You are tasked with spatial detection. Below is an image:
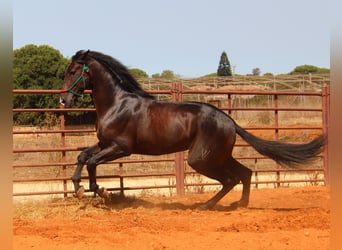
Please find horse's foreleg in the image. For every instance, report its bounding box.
[86,144,129,202]
[71,144,101,199]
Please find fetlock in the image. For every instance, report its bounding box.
[90,183,99,192]
[71,177,81,193]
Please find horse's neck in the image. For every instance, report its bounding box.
[92,79,123,117]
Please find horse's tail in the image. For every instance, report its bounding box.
[234,122,326,167]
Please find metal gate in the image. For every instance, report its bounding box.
[13,83,330,199]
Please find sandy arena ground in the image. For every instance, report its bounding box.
[13,186,330,250]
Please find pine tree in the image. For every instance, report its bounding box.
[217,51,232,76]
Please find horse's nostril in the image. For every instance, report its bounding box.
[60,97,66,106]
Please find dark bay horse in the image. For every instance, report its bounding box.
[60,50,326,209]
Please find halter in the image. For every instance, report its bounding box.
[60,64,89,98]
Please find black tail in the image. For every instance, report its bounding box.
[234,122,326,167]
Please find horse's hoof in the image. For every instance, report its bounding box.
[196,203,213,210]
[196,204,208,210]
[76,186,85,200]
[238,202,249,208]
[231,200,248,209]
[99,187,111,204]
[237,199,249,208]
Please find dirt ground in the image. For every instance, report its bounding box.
[13,186,330,250]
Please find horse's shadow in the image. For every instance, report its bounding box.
[77,193,243,212]
[77,193,303,212]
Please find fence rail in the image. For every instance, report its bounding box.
[13,83,330,199]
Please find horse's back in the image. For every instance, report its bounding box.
[132,101,235,156]
[148,101,236,140]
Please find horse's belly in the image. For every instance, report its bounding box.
[133,136,191,155]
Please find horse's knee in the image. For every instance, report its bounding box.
[71,175,80,183]
[86,159,96,172]
[77,152,89,164]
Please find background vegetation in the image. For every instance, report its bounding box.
[13,44,330,126]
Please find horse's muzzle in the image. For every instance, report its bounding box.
[59,97,66,106]
[59,94,74,108]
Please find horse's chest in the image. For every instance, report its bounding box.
[96,119,133,144]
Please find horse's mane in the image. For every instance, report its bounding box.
[72,50,155,99]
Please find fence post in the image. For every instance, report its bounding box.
[274,94,281,188]
[322,86,330,184]
[175,151,185,195]
[227,93,232,115]
[119,163,125,196]
[59,103,68,197]
[174,82,185,195]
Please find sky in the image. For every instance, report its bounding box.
[13,0,330,78]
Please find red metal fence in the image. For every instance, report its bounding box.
[13,83,330,199]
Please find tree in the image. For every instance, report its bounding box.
[129,68,149,78]
[151,70,176,79]
[290,64,330,75]
[13,44,71,126]
[14,44,69,90]
[13,44,96,126]
[217,51,232,76]
[151,73,161,78]
[252,68,261,76]
[160,70,175,79]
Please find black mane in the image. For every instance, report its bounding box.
[72,50,155,99]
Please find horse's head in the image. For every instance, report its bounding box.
[60,50,91,108]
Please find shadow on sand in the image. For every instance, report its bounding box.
[74,193,306,213]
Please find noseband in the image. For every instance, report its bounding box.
[60,64,89,98]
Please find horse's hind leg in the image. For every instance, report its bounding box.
[229,158,252,207]
[71,144,101,199]
[208,158,252,208]
[188,159,239,209]
[200,172,240,210]
[190,157,252,210]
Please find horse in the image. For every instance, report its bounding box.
[60,50,326,209]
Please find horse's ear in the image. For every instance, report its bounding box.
[75,50,90,64]
[80,50,90,60]
[84,49,90,58]
[73,49,90,61]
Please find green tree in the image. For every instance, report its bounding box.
[14,44,69,89]
[151,70,176,79]
[290,64,330,75]
[129,68,149,79]
[217,51,232,76]
[252,68,261,76]
[160,70,175,79]
[151,73,161,78]
[14,44,99,126]
[13,44,70,126]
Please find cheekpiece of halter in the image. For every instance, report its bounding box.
[82,64,89,74]
[62,64,89,98]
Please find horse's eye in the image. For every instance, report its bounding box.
[70,71,76,76]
